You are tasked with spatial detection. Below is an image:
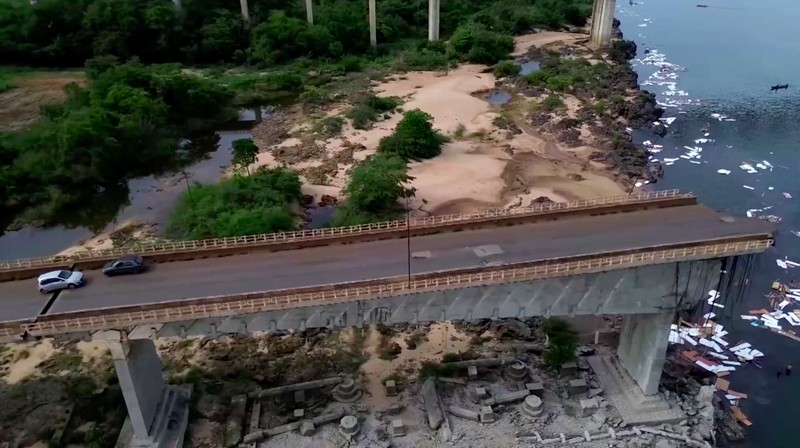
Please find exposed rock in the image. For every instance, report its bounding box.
[318,194,338,207]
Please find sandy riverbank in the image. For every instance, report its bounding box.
[249,31,626,217]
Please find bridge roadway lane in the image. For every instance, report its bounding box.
[0,205,774,322]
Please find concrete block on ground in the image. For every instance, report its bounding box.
[507,361,527,380]
[339,415,359,437]
[447,406,480,421]
[293,409,305,419]
[467,365,478,378]
[391,419,406,437]
[561,361,578,378]
[474,387,489,401]
[580,398,599,417]
[421,379,444,429]
[525,382,544,397]
[479,406,495,423]
[332,377,361,403]
[299,421,315,437]
[225,394,247,448]
[521,395,543,418]
[493,389,530,405]
[388,403,402,415]
[248,400,261,433]
[384,379,398,397]
[294,390,305,404]
[568,378,588,396]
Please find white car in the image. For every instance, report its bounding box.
[37,270,85,294]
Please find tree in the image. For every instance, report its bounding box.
[378,109,443,161]
[342,152,413,213]
[231,138,259,175]
[542,318,579,368]
[448,23,515,65]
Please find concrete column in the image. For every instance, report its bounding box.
[172,0,181,10]
[428,0,440,41]
[616,311,673,395]
[240,0,250,23]
[589,0,617,48]
[368,0,377,49]
[108,338,166,440]
[305,0,314,24]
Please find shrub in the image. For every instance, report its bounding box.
[448,23,515,65]
[378,109,443,160]
[493,60,521,77]
[346,95,401,129]
[542,318,579,368]
[313,116,346,137]
[541,94,565,111]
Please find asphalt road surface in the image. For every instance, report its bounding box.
[0,205,774,322]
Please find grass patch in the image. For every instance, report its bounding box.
[312,116,346,137]
[346,95,402,129]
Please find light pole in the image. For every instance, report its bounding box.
[404,193,411,289]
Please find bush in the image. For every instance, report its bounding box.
[449,23,515,65]
[313,116,346,137]
[378,109,443,160]
[346,95,401,129]
[609,39,638,64]
[340,152,412,214]
[542,318,579,368]
[493,60,521,77]
[167,167,302,239]
[541,94,565,111]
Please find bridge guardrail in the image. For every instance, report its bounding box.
[0,189,685,275]
[9,236,768,340]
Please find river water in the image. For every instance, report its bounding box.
[620,1,800,446]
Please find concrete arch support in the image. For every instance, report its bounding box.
[590,0,617,48]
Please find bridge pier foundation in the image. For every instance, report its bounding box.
[617,310,673,395]
[428,0,440,41]
[589,0,617,48]
[96,333,191,448]
[369,0,377,48]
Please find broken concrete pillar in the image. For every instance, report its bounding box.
[525,382,544,398]
[294,390,306,404]
[249,400,261,433]
[617,310,674,395]
[474,387,489,401]
[479,406,496,423]
[421,379,444,429]
[467,365,478,378]
[521,395,543,417]
[444,357,514,369]
[580,398,599,417]
[560,361,578,378]
[299,420,315,436]
[447,406,480,421]
[225,394,247,447]
[507,361,528,380]
[384,379,398,396]
[332,377,361,402]
[248,377,342,399]
[391,419,406,437]
[339,415,360,437]
[243,409,343,444]
[484,389,529,406]
[568,379,588,396]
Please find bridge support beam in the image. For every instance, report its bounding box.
[617,310,673,395]
[305,0,314,24]
[97,333,191,448]
[589,0,617,48]
[368,0,377,48]
[428,0,440,41]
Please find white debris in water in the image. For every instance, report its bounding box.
[717,169,731,175]
[739,163,758,173]
[743,185,755,190]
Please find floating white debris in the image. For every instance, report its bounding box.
[703,312,716,319]
[777,259,788,269]
[717,169,731,175]
[660,117,677,125]
[768,187,774,191]
[739,163,758,173]
[742,185,755,190]
[740,315,758,321]
[784,192,793,199]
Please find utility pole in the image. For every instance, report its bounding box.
[404,194,412,288]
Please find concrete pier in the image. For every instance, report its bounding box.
[369,0,377,48]
[240,0,250,23]
[428,0,440,41]
[97,332,190,448]
[305,0,314,24]
[617,310,673,395]
[590,0,617,48]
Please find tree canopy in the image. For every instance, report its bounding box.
[378,109,443,160]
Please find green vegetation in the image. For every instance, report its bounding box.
[449,23,515,65]
[313,116,346,137]
[542,318,579,368]
[0,59,233,229]
[541,93,566,111]
[494,60,522,77]
[0,70,12,93]
[167,167,302,239]
[231,138,259,174]
[378,109,444,160]
[346,95,402,130]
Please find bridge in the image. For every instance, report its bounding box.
[172,0,619,48]
[0,190,775,447]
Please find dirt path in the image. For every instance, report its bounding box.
[0,71,85,131]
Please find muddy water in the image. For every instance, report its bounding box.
[0,110,263,260]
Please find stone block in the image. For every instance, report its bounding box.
[391,419,405,437]
[388,403,402,415]
[479,406,495,423]
[525,382,544,398]
[467,365,478,378]
[300,421,315,437]
[521,395,543,418]
[339,415,359,437]
[384,380,398,397]
[294,390,306,403]
[333,377,362,403]
[580,398,599,417]
[568,378,588,397]
[474,387,489,401]
[507,361,527,380]
[293,409,305,419]
[561,361,578,378]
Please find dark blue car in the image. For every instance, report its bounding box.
[102,255,147,276]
